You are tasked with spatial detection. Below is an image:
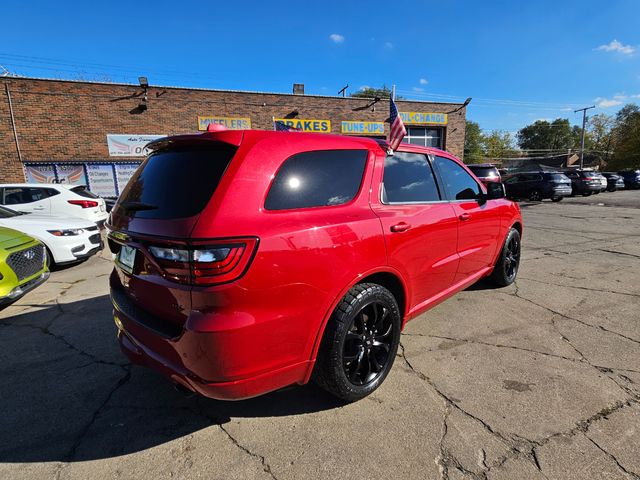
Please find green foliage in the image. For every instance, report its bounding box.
[464,121,485,163]
[463,121,515,163]
[608,104,640,170]
[516,118,581,151]
[350,85,402,99]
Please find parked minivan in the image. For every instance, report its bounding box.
[108,130,522,402]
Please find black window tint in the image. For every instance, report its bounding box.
[42,188,60,198]
[2,188,47,204]
[265,150,367,210]
[382,152,440,203]
[434,156,481,201]
[114,144,236,219]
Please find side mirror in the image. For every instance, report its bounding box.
[486,182,505,200]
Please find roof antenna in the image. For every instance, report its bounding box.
[338,84,349,97]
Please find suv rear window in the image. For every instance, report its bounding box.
[265,150,367,210]
[114,144,236,219]
[548,174,569,182]
[71,186,99,199]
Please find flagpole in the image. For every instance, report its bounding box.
[391,84,396,101]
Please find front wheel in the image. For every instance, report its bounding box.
[313,283,401,402]
[489,228,521,287]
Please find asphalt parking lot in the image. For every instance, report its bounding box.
[1,190,639,480]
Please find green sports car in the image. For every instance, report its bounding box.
[0,226,49,306]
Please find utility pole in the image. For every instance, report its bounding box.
[575,105,595,169]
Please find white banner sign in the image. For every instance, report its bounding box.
[86,164,117,197]
[115,164,140,193]
[107,134,165,157]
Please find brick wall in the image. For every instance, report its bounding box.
[0,78,466,183]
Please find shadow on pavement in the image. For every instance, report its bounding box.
[0,296,343,463]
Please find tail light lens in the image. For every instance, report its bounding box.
[68,200,99,208]
[147,238,258,285]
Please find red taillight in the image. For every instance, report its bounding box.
[68,199,99,208]
[146,238,258,286]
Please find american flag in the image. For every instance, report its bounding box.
[388,97,407,151]
[274,120,300,132]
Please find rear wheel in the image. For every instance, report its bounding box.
[551,196,563,202]
[582,191,592,197]
[528,190,542,201]
[490,228,521,287]
[313,283,401,402]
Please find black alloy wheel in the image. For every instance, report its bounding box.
[490,227,521,287]
[342,301,393,386]
[528,190,542,202]
[503,233,521,282]
[313,283,401,402]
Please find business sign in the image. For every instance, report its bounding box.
[24,164,56,183]
[115,164,140,192]
[198,116,251,131]
[107,134,165,157]
[341,121,385,136]
[273,118,331,133]
[400,112,448,125]
[86,164,117,197]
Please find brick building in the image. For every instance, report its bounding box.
[1,77,467,196]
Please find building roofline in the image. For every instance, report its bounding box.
[2,75,466,106]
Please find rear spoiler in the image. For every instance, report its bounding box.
[146,130,244,152]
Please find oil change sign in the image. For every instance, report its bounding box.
[399,112,448,125]
[273,118,331,133]
[198,116,251,130]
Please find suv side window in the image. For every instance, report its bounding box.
[433,156,481,201]
[265,150,368,211]
[382,152,440,203]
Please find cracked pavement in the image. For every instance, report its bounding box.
[1,191,639,479]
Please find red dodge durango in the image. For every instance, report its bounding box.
[108,129,522,402]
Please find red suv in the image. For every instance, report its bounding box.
[108,130,522,402]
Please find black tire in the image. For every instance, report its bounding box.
[528,190,542,202]
[45,247,54,270]
[551,196,563,202]
[582,191,592,197]
[489,228,521,287]
[313,283,401,402]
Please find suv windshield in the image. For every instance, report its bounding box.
[468,166,499,177]
[0,206,21,218]
[114,144,237,219]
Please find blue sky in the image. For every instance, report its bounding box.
[2,0,639,134]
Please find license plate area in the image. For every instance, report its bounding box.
[118,245,136,274]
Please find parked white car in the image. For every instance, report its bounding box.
[0,206,103,266]
[0,184,108,226]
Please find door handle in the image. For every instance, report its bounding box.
[33,206,45,210]
[459,213,471,221]
[390,222,411,233]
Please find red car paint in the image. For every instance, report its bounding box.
[108,130,522,400]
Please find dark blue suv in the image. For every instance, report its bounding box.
[503,172,572,202]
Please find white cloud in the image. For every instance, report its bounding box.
[329,33,345,44]
[595,96,623,108]
[596,39,635,55]
[384,42,393,50]
[412,87,425,92]
[419,78,428,85]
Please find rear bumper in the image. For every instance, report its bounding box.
[116,325,311,400]
[110,283,313,400]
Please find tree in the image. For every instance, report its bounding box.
[483,130,516,160]
[464,121,485,163]
[587,113,614,167]
[350,85,402,99]
[608,104,640,170]
[516,118,581,151]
